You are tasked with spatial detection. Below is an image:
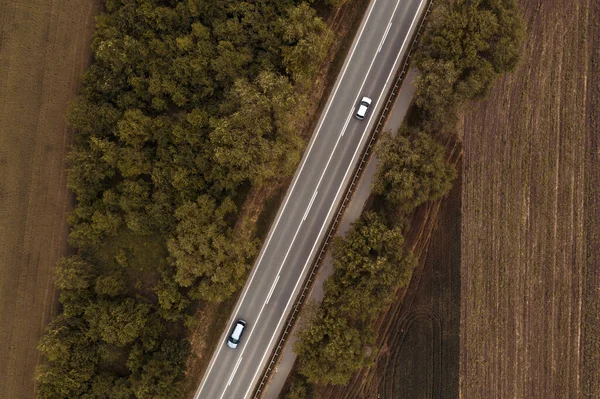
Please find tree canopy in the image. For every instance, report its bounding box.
[39,0,335,397]
[373,126,457,211]
[414,0,525,130]
[295,212,416,385]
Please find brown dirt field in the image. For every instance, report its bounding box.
[0,1,101,397]
[315,138,463,399]
[460,0,599,397]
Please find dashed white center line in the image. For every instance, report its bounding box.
[265,275,280,305]
[226,357,243,388]
[303,190,318,221]
[378,22,392,53]
[340,108,354,137]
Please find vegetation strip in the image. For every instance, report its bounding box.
[36,1,340,398]
[285,0,524,396]
[252,3,436,396]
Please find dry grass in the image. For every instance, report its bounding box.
[0,0,101,397]
[460,0,598,397]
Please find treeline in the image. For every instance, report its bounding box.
[288,0,523,392]
[294,212,416,385]
[37,0,336,397]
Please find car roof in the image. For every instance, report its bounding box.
[231,320,245,339]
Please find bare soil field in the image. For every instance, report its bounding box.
[0,1,101,397]
[460,0,599,397]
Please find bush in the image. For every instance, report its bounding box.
[373,127,456,212]
[295,213,415,385]
[414,0,525,130]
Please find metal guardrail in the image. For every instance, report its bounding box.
[252,2,434,397]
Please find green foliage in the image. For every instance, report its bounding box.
[414,0,525,130]
[309,0,350,7]
[295,310,368,385]
[85,298,151,347]
[66,141,116,205]
[281,3,334,85]
[37,316,99,398]
[94,269,127,297]
[55,255,95,292]
[283,374,310,399]
[210,72,305,189]
[153,273,190,321]
[326,212,415,320]
[167,195,259,302]
[295,213,416,385]
[86,373,133,399]
[67,201,123,249]
[44,0,335,396]
[373,127,457,212]
[130,340,190,399]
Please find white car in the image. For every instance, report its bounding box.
[227,319,247,349]
[355,96,372,120]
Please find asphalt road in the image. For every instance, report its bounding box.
[193,1,428,398]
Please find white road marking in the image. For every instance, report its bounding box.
[377,22,392,53]
[243,0,428,397]
[193,3,382,396]
[196,0,428,397]
[303,190,318,221]
[223,212,307,397]
[265,275,280,305]
[226,357,243,388]
[340,108,355,137]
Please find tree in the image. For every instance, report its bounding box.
[280,3,333,85]
[413,0,525,130]
[44,0,339,394]
[295,212,415,385]
[294,310,369,385]
[326,212,415,321]
[167,195,258,302]
[85,298,151,347]
[37,316,99,399]
[116,109,153,147]
[68,201,122,249]
[66,143,116,204]
[55,255,95,292]
[129,340,190,399]
[373,127,456,211]
[209,72,305,189]
[86,373,133,399]
[153,273,189,321]
[94,269,127,297]
[118,179,154,234]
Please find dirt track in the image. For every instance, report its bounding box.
[460,0,599,397]
[0,1,100,397]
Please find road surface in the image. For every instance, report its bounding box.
[194,0,428,398]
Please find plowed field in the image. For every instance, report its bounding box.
[460,0,599,397]
[0,1,101,397]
